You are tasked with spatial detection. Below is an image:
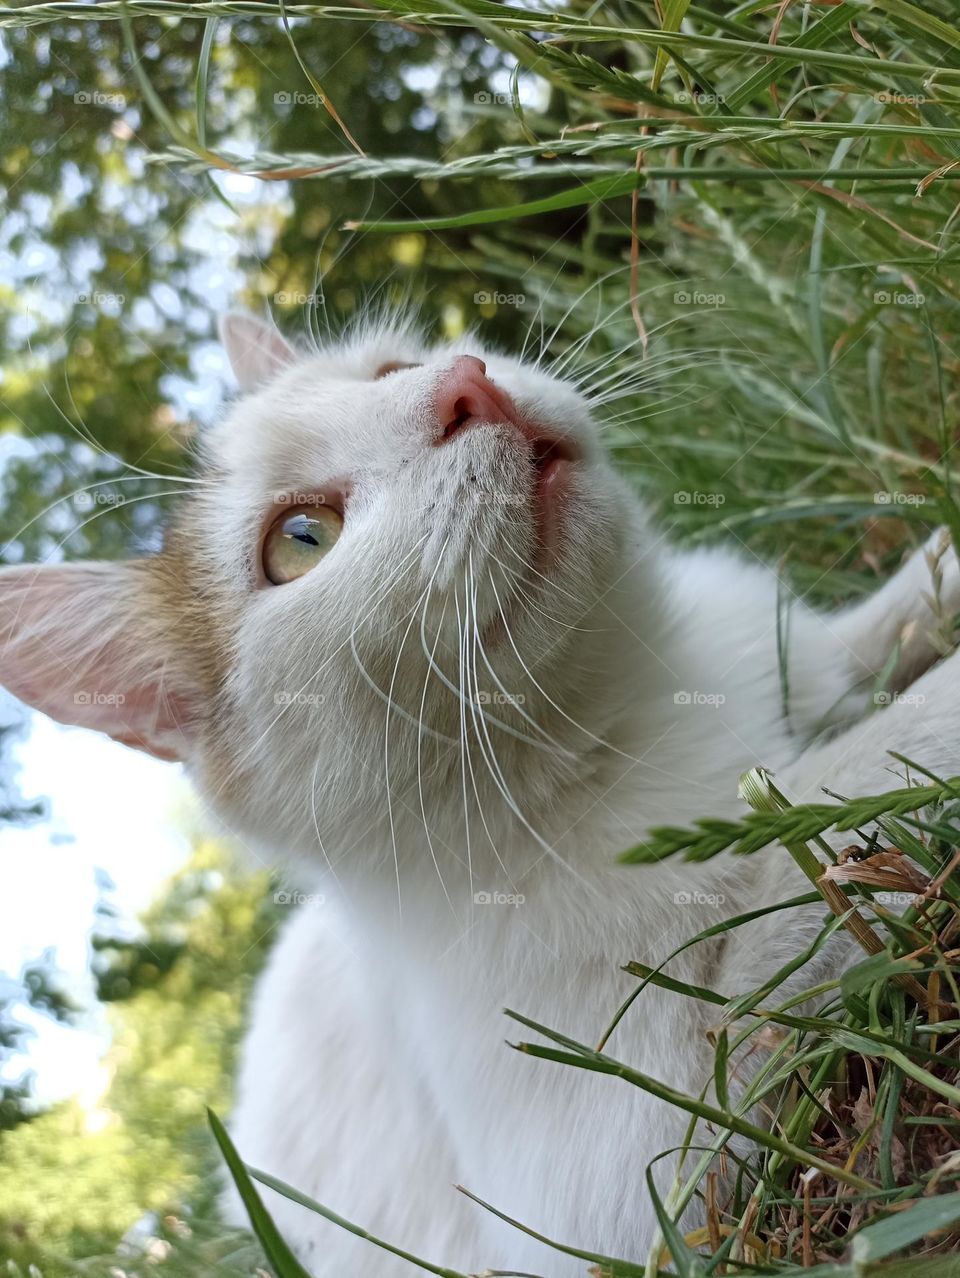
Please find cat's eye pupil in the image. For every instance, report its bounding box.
[285,514,319,545]
[263,505,343,585]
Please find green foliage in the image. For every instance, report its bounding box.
[624,775,960,865]
[3,0,960,1274]
[0,841,274,1267]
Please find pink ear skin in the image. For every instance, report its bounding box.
[218,312,298,394]
[0,561,199,763]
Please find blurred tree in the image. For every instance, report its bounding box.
[0,9,618,1267]
[0,839,275,1265]
[0,13,598,564]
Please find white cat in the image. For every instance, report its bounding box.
[2,312,958,1274]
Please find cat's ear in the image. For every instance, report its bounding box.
[0,561,200,762]
[219,311,297,392]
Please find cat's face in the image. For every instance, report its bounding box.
[0,315,646,863]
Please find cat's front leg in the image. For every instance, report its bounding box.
[786,529,960,740]
[223,906,493,1274]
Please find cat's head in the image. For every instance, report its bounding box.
[0,314,651,860]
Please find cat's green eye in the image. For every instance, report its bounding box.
[263,506,343,585]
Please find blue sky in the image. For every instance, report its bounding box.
[0,709,190,1110]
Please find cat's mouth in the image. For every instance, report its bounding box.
[525,430,578,561]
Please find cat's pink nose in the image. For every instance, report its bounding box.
[434,355,520,441]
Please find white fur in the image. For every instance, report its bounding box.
[208,321,960,1273]
[4,314,959,1274]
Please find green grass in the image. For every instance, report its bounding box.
[4,0,960,1273]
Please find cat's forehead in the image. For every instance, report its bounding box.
[202,327,585,489]
[203,329,444,479]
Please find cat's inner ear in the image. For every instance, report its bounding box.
[0,561,200,763]
[219,311,297,393]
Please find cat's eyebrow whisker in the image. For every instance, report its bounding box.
[38,487,196,566]
[586,356,730,406]
[44,381,200,486]
[562,320,717,390]
[538,263,635,374]
[550,291,691,385]
[599,385,721,429]
[550,287,610,380]
[3,476,198,555]
[576,346,713,399]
